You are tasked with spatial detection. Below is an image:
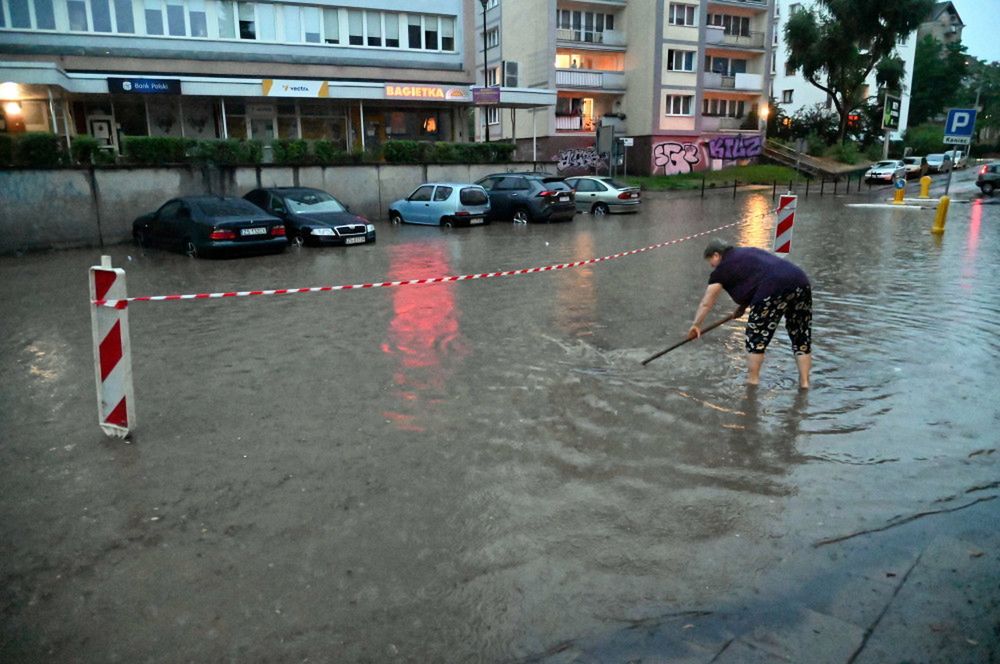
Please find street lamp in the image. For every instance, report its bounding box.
[480,0,490,143]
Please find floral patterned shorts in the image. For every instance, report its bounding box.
[745,286,812,355]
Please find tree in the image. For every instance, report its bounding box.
[784,0,933,144]
[956,57,1000,137]
[908,35,968,126]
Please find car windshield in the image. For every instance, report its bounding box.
[285,190,345,213]
[927,154,943,160]
[600,179,631,189]
[904,158,918,164]
[195,199,262,217]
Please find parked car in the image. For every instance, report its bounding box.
[976,162,999,195]
[475,172,576,223]
[132,196,286,258]
[864,159,906,184]
[244,187,374,246]
[943,149,968,169]
[902,155,928,179]
[925,153,952,174]
[388,183,491,227]
[563,176,641,215]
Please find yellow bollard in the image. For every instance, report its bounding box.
[893,188,905,205]
[919,175,931,199]
[931,195,950,234]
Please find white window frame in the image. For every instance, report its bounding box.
[668,3,696,27]
[665,94,693,116]
[782,89,793,103]
[667,49,695,72]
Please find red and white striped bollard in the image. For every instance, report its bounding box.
[89,256,135,438]
[774,194,797,255]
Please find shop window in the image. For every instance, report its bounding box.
[217,0,235,38]
[384,12,398,47]
[322,7,338,43]
[166,0,185,36]
[282,4,300,42]
[421,114,438,135]
[68,0,90,31]
[113,98,148,137]
[441,16,454,50]
[303,6,319,42]
[366,10,381,46]
[347,9,362,45]
[113,0,133,32]
[407,14,420,48]
[9,0,30,28]
[424,16,437,50]
[237,2,254,39]
[188,0,206,36]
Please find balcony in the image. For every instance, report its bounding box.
[556,115,597,132]
[702,116,752,131]
[701,72,764,91]
[556,69,626,92]
[720,31,766,49]
[708,0,768,11]
[556,28,627,48]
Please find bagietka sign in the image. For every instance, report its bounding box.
[384,84,470,102]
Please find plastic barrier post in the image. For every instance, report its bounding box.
[919,175,932,199]
[931,195,950,235]
[89,255,135,438]
[774,194,796,255]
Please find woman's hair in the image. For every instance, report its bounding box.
[703,238,733,258]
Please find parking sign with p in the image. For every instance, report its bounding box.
[944,108,977,145]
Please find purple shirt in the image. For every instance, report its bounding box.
[709,247,810,306]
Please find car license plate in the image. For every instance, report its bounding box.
[240,227,266,236]
[559,195,570,202]
[470,218,484,225]
[345,236,366,245]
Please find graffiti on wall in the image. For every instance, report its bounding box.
[707,135,763,160]
[553,147,607,174]
[652,142,702,175]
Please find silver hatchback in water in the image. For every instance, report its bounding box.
[563,176,642,215]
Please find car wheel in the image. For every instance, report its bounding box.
[293,233,306,247]
[441,217,454,228]
[983,183,996,196]
[390,211,403,225]
[592,203,610,216]
[513,208,530,224]
[184,239,198,258]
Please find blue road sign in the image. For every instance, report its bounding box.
[894,178,906,190]
[944,108,977,143]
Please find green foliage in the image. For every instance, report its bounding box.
[956,56,1000,136]
[122,136,192,164]
[383,140,427,163]
[864,142,885,161]
[824,141,860,164]
[784,0,932,142]
[14,132,64,167]
[0,134,14,167]
[903,123,945,155]
[313,140,354,164]
[789,104,840,144]
[70,136,115,165]
[271,139,311,165]
[185,139,261,165]
[909,35,969,126]
[623,165,807,191]
[805,132,828,156]
[383,140,515,164]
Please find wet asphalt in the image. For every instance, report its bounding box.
[1,169,998,662]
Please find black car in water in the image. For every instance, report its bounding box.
[244,187,376,247]
[132,196,287,258]
[475,172,576,223]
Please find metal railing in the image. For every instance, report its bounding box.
[555,28,627,46]
[719,30,766,48]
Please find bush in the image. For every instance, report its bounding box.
[384,140,514,164]
[313,140,354,164]
[272,139,311,164]
[190,139,262,165]
[14,132,63,167]
[122,136,192,164]
[863,143,884,162]
[824,141,860,165]
[903,123,945,156]
[429,141,460,163]
[383,140,427,163]
[71,136,115,165]
[0,134,13,167]
[804,132,827,157]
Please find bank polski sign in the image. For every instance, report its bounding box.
[943,108,977,145]
[108,78,181,94]
[261,79,330,97]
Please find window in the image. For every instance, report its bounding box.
[144,0,162,34]
[665,94,693,115]
[782,89,793,103]
[432,186,453,202]
[384,12,398,47]
[668,3,696,26]
[255,2,273,40]
[486,27,499,48]
[217,0,235,38]
[460,188,488,206]
[707,13,750,36]
[785,62,794,76]
[702,98,745,117]
[68,0,89,29]
[188,0,206,35]
[486,106,500,125]
[237,1,254,39]
[496,176,527,190]
[323,7,338,43]
[485,0,497,8]
[36,0,56,28]
[789,3,801,14]
[486,66,499,87]
[504,61,518,87]
[424,15,437,49]
[166,0,185,36]
[303,6,319,42]
[10,0,30,27]
[407,14,420,48]
[410,185,434,202]
[441,15,453,50]
[366,10,380,46]
[347,9,362,44]
[667,49,695,72]
[282,4,300,42]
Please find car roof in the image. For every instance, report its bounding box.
[418,182,486,188]
[481,172,561,178]
[256,186,326,193]
[181,195,249,202]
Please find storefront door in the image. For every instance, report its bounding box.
[250,116,275,142]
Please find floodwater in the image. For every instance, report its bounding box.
[1,172,998,662]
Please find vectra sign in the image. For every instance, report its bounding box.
[384,84,470,102]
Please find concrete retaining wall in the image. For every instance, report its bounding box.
[0,162,548,254]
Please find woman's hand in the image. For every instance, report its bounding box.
[688,325,701,340]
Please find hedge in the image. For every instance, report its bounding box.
[13,133,64,167]
[0,134,13,167]
[192,139,263,165]
[71,136,116,165]
[271,139,311,165]
[383,140,515,164]
[122,136,192,165]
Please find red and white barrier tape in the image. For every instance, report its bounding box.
[93,221,752,309]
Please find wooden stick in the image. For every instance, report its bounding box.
[641,313,738,366]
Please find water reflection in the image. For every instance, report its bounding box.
[553,231,597,338]
[737,194,775,248]
[380,242,468,432]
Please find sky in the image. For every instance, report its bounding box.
[952,0,1000,62]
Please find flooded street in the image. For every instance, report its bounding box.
[2,176,999,662]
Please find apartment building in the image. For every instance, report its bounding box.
[0,0,552,152]
[476,0,774,176]
[769,0,922,140]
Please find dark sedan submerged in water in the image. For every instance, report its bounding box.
[132,196,287,258]
[244,187,376,247]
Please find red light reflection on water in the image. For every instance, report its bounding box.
[961,201,982,289]
[380,243,467,432]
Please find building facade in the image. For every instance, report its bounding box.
[916,1,963,46]
[0,0,552,153]
[476,0,774,176]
